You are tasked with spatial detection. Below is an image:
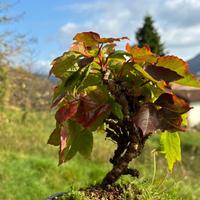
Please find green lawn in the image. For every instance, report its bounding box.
[0,106,199,199]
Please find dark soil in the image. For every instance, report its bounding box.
[80,184,142,200]
[47,184,142,200]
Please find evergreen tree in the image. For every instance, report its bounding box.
[136,15,165,55]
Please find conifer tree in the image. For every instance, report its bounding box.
[136,15,165,55]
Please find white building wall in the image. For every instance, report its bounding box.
[188,102,200,127]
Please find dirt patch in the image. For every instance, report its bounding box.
[47,184,142,200]
[80,184,142,200]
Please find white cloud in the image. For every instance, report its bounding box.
[33,60,51,74]
[59,0,200,60]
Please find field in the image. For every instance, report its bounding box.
[0,106,200,200]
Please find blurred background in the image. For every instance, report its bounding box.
[0,0,200,199]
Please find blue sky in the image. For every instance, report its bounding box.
[4,0,200,73]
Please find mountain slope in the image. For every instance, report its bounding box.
[188,54,200,75]
[6,67,53,110]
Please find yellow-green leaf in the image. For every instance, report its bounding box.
[160,131,181,172]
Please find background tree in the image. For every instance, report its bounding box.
[0,1,35,106]
[136,15,165,55]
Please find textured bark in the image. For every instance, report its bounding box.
[101,71,146,185]
[102,124,145,185]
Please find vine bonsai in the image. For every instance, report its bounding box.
[48,31,200,186]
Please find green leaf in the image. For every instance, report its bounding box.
[181,113,188,128]
[50,52,79,78]
[160,131,181,172]
[109,98,124,120]
[63,66,91,92]
[156,56,188,76]
[61,120,83,163]
[51,82,66,108]
[133,64,167,90]
[78,129,93,158]
[108,50,130,59]
[78,74,102,90]
[47,127,60,146]
[62,120,93,161]
[77,65,91,90]
[175,74,200,88]
[102,43,116,55]
[156,56,200,87]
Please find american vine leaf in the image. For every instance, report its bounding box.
[156,56,200,87]
[144,65,183,82]
[160,131,181,172]
[55,101,78,123]
[70,42,94,57]
[108,98,124,120]
[74,32,100,47]
[77,129,93,158]
[158,108,183,131]
[59,120,93,164]
[76,96,111,128]
[47,127,60,146]
[126,44,157,64]
[133,64,167,90]
[49,52,79,78]
[155,93,191,114]
[59,126,68,164]
[132,103,159,136]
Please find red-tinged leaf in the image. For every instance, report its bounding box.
[70,42,93,57]
[158,108,184,132]
[73,32,100,47]
[144,65,183,82]
[156,56,189,76]
[126,44,157,64]
[47,127,60,146]
[97,36,129,43]
[155,93,191,114]
[59,126,68,165]
[73,32,128,46]
[76,96,111,128]
[132,103,159,136]
[55,101,78,123]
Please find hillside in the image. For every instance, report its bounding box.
[188,54,200,75]
[5,67,54,110]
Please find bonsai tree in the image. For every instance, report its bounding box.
[48,32,200,186]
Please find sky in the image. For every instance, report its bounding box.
[4,0,200,74]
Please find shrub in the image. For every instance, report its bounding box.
[48,32,200,185]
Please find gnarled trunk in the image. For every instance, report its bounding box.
[102,122,146,186]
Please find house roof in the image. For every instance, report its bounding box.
[172,80,200,102]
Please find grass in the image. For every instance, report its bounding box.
[0,106,200,199]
